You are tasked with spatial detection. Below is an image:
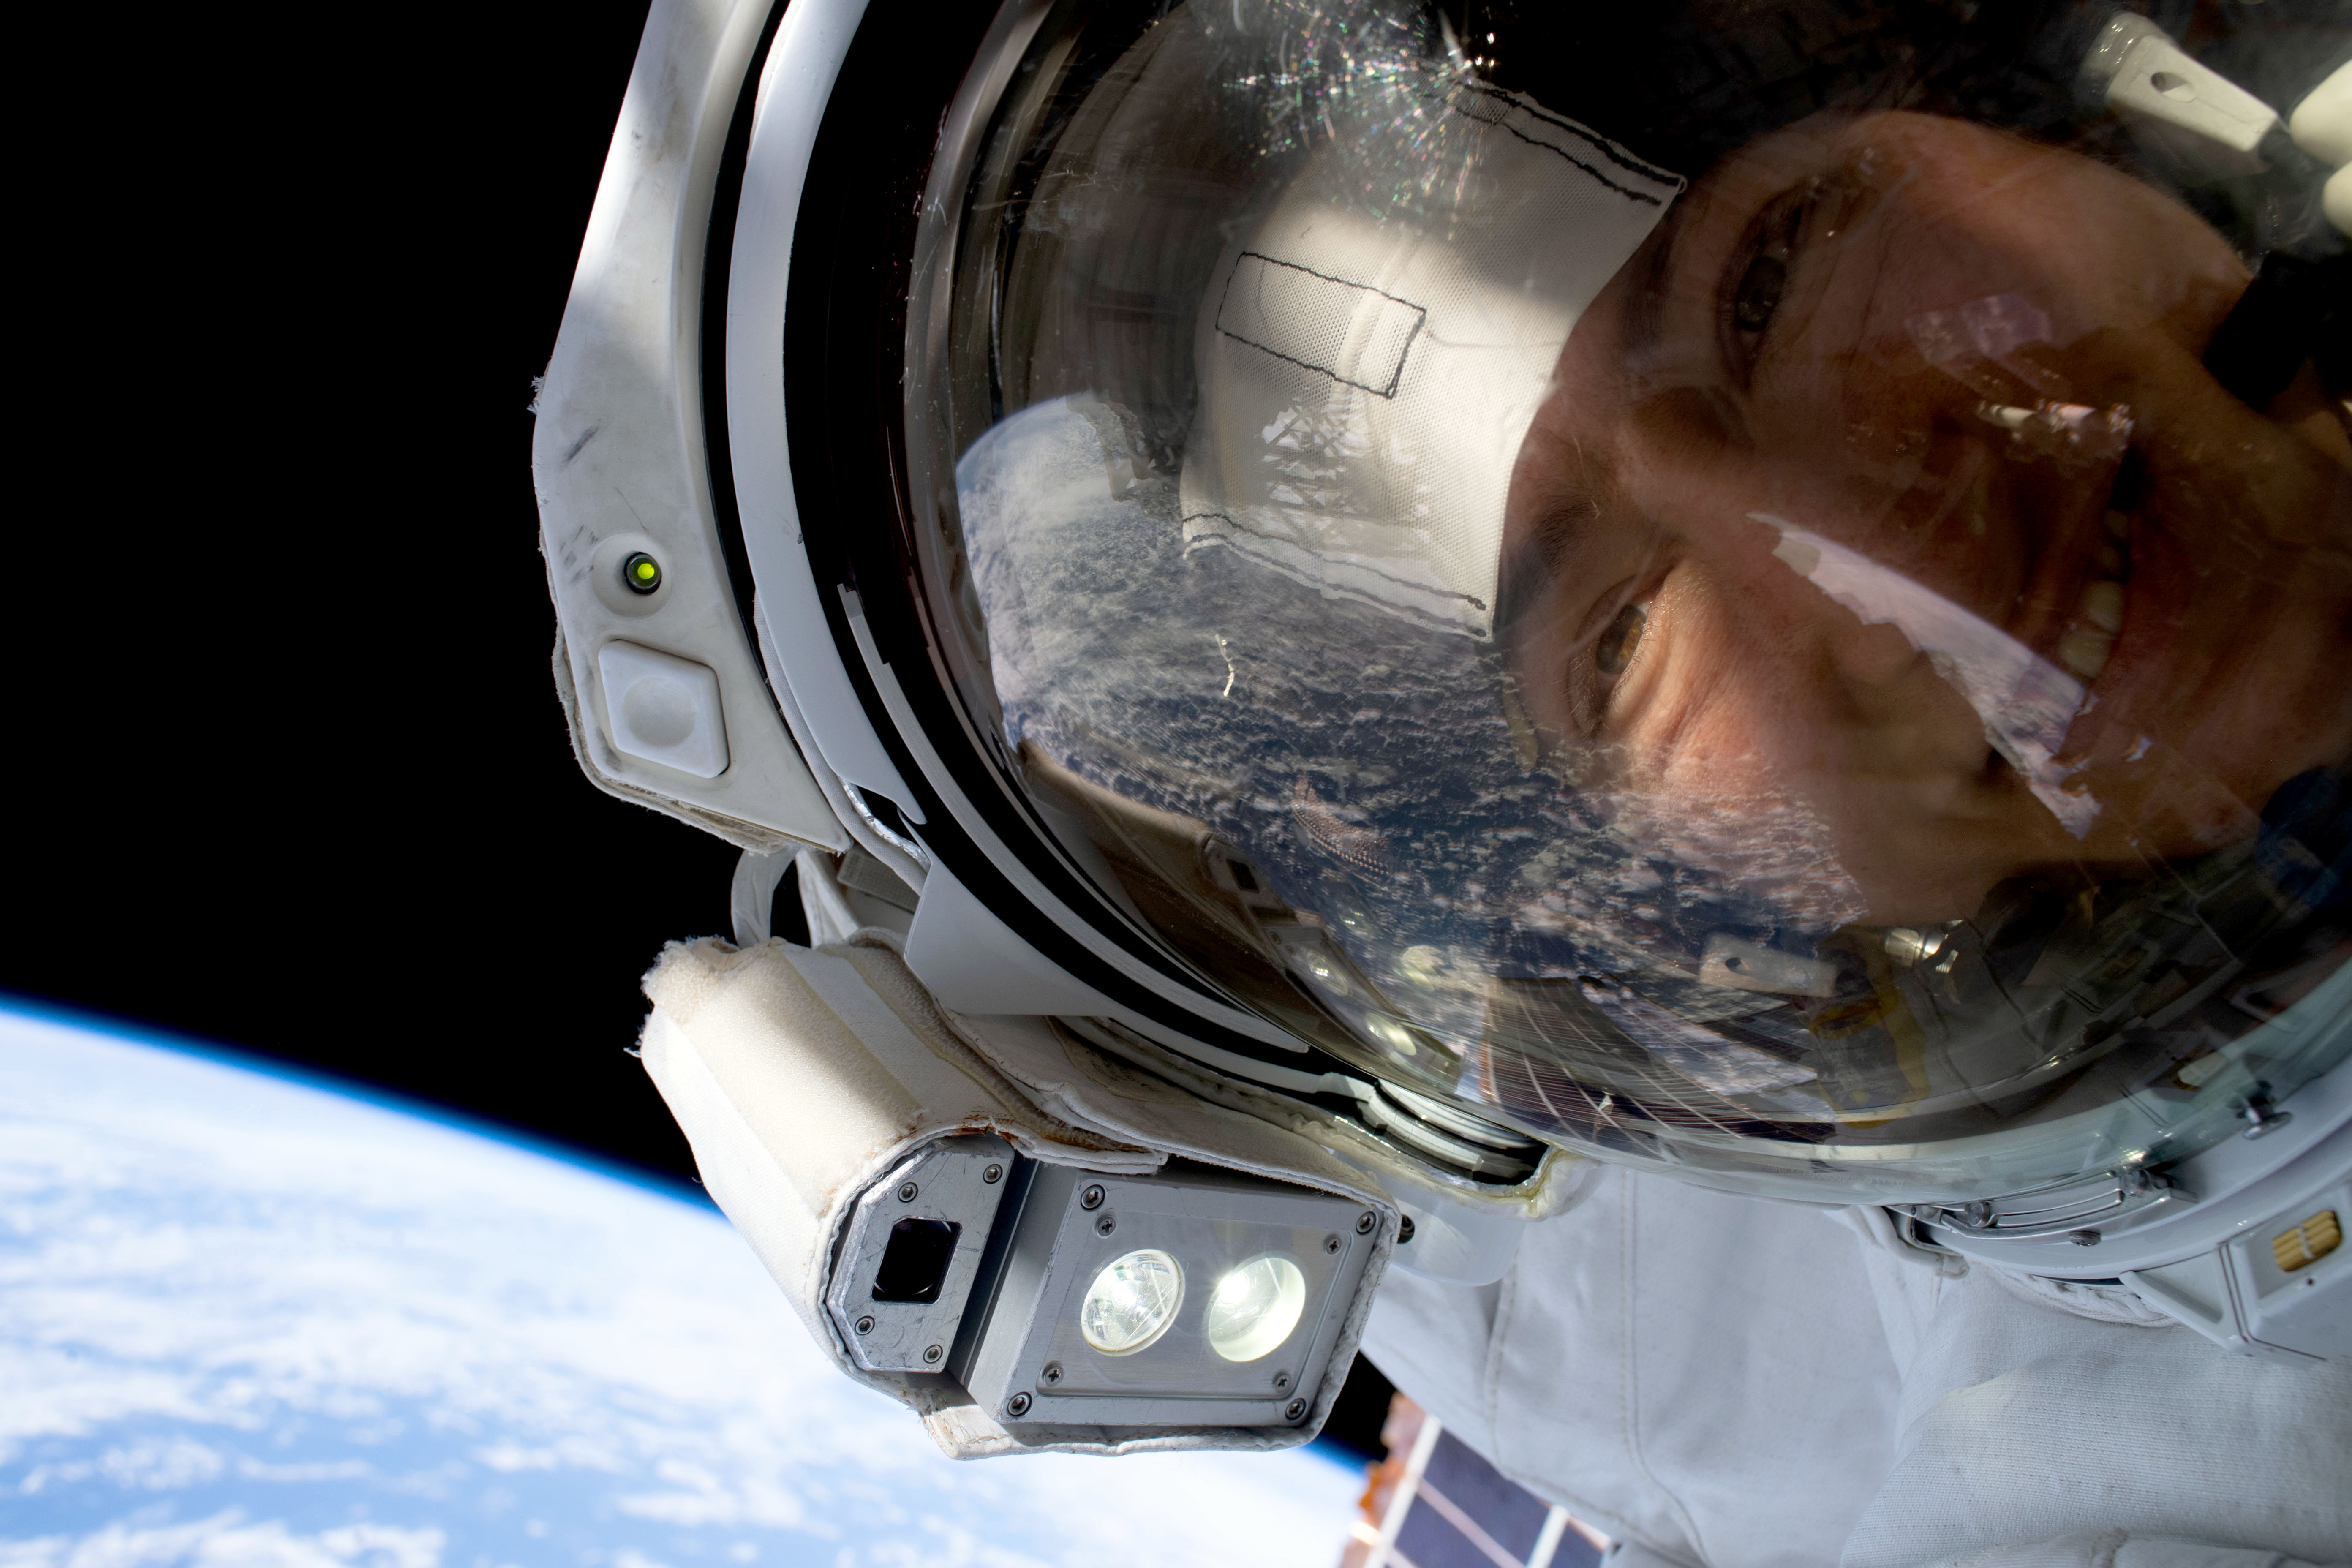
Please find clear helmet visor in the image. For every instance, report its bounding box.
[904,0,2352,1203]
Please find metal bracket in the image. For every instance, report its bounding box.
[1896,1165,2196,1244]
[825,1135,1016,1373]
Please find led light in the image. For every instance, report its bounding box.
[1080,1249,1184,1356]
[947,1156,1384,1430]
[1205,1254,1307,1363]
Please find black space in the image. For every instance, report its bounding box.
[13,0,1398,1465]
[14,0,714,1184]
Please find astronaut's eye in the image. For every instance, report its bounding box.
[1595,601,1647,678]
[1721,180,1815,376]
[1731,250,1786,336]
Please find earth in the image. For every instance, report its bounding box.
[0,1006,1361,1568]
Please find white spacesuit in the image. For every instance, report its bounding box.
[533,0,2352,1560]
[1370,1171,2352,1565]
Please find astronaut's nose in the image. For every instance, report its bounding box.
[1824,619,1997,785]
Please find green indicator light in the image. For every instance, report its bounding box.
[622,552,662,595]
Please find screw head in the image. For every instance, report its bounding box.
[621,552,662,595]
[1356,1211,1376,1235]
[1284,1398,1307,1422]
[1271,1371,1291,1392]
[983,1163,1004,1184]
[897,1181,920,1203]
[1396,1215,1416,1244]
[1323,1233,1343,1255]
[1095,1213,1117,1238]
[1080,1184,1106,1211]
[854,1315,875,1336]
[1043,1362,1064,1386]
[923,1343,944,1364]
[1007,1392,1032,1418]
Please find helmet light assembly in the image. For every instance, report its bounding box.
[825,1137,1378,1430]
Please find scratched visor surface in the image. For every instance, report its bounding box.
[900,0,2352,1201]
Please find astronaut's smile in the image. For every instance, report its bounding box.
[1504,109,2352,925]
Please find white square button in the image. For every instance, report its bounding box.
[597,640,730,779]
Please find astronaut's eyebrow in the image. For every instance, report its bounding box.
[1496,470,1612,643]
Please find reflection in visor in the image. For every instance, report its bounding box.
[916,0,2351,1204]
[1762,520,2098,839]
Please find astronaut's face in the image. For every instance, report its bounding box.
[1504,110,2352,926]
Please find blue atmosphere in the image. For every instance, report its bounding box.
[0,1006,1362,1568]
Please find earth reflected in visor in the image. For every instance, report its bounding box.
[917,0,2352,1203]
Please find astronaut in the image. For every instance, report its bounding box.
[534,0,2352,1561]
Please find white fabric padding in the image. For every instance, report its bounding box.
[1363,1163,2352,1568]
[1181,84,1681,638]
[637,934,1399,1459]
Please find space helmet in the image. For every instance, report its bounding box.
[536,0,2352,1445]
